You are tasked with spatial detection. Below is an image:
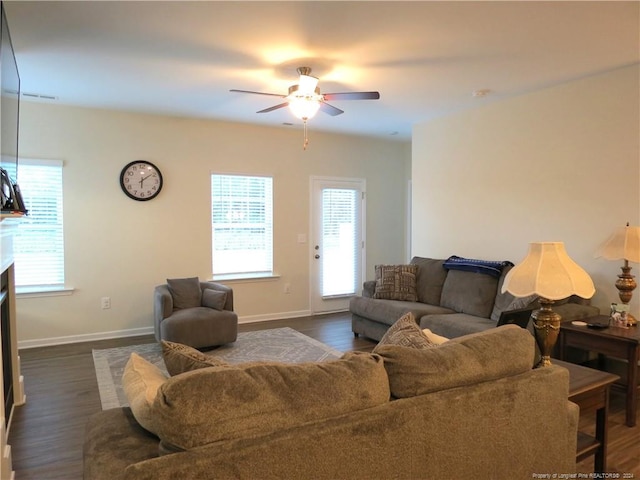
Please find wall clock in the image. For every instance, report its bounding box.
[119,160,163,201]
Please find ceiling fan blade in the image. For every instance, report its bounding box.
[257,102,289,114]
[322,92,380,101]
[230,89,286,98]
[319,102,344,116]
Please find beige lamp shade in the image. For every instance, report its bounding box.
[595,224,640,263]
[502,242,595,300]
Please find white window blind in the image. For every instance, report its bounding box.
[211,174,273,276]
[321,188,357,297]
[14,159,65,289]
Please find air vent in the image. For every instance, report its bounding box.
[22,92,58,101]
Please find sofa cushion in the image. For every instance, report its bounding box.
[373,264,418,302]
[349,296,455,327]
[122,353,168,435]
[161,340,229,376]
[419,313,497,339]
[440,270,499,318]
[166,277,202,309]
[152,352,390,450]
[201,288,227,310]
[410,257,448,305]
[373,312,435,352]
[374,325,534,398]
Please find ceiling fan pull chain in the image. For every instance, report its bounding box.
[303,119,309,150]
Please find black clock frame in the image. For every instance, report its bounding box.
[119,160,163,201]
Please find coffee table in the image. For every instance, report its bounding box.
[555,360,618,472]
[558,315,640,427]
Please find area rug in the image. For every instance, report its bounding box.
[92,327,343,410]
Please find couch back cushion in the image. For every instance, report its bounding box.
[152,352,390,450]
[374,325,534,398]
[490,265,539,322]
[440,270,499,318]
[409,257,448,305]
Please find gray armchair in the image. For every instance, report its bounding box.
[154,278,238,349]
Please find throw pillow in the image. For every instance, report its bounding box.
[373,264,418,302]
[201,288,227,310]
[421,328,449,345]
[122,352,168,435]
[373,312,435,353]
[166,277,202,309]
[161,340,229,376]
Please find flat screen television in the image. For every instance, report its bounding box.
[0,1,25,213]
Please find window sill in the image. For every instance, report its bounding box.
[212,273,280,283]
[17,286,75,298]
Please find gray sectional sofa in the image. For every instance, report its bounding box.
[83,326,578,479]
[350,256,599,341]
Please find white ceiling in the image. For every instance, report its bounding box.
[4,1,639,141]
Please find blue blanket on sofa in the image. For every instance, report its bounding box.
[443,256,513,278]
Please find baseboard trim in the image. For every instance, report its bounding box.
[18,326,155,349]
[17,310,316,349]
[238,310,312,324]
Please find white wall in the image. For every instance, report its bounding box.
[16,103,410,345]
[412,65,640,317]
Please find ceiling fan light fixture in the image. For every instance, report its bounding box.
[287,96,321,120]
[231,65,380,149]
[298,74,319,95]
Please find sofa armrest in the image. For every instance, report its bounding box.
[362,280,376,298]
[153,285,173,341]
[153,284,172,316]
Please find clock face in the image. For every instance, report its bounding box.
[120,161,163,201]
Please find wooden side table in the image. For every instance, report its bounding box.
[558,316,640,427]
[555,360,619,472]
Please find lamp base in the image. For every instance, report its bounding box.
[532,298,561,367]
[615,262,637,327]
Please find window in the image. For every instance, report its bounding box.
[14,159,65,291]
[211,174,273,278]
[320,188,358,297]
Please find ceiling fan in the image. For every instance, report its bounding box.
[230,67,380,149]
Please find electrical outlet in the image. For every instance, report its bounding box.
[101,297,111,309]
[284,283,291,294]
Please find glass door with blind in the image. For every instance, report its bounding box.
[310,177,365,313]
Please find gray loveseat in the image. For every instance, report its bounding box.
[83,326,578,479]
[351,256,599,341]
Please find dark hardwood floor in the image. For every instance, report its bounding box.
[7,312,639,479]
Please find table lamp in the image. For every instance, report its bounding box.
[501,242,595,367]
[595,222,640,326]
